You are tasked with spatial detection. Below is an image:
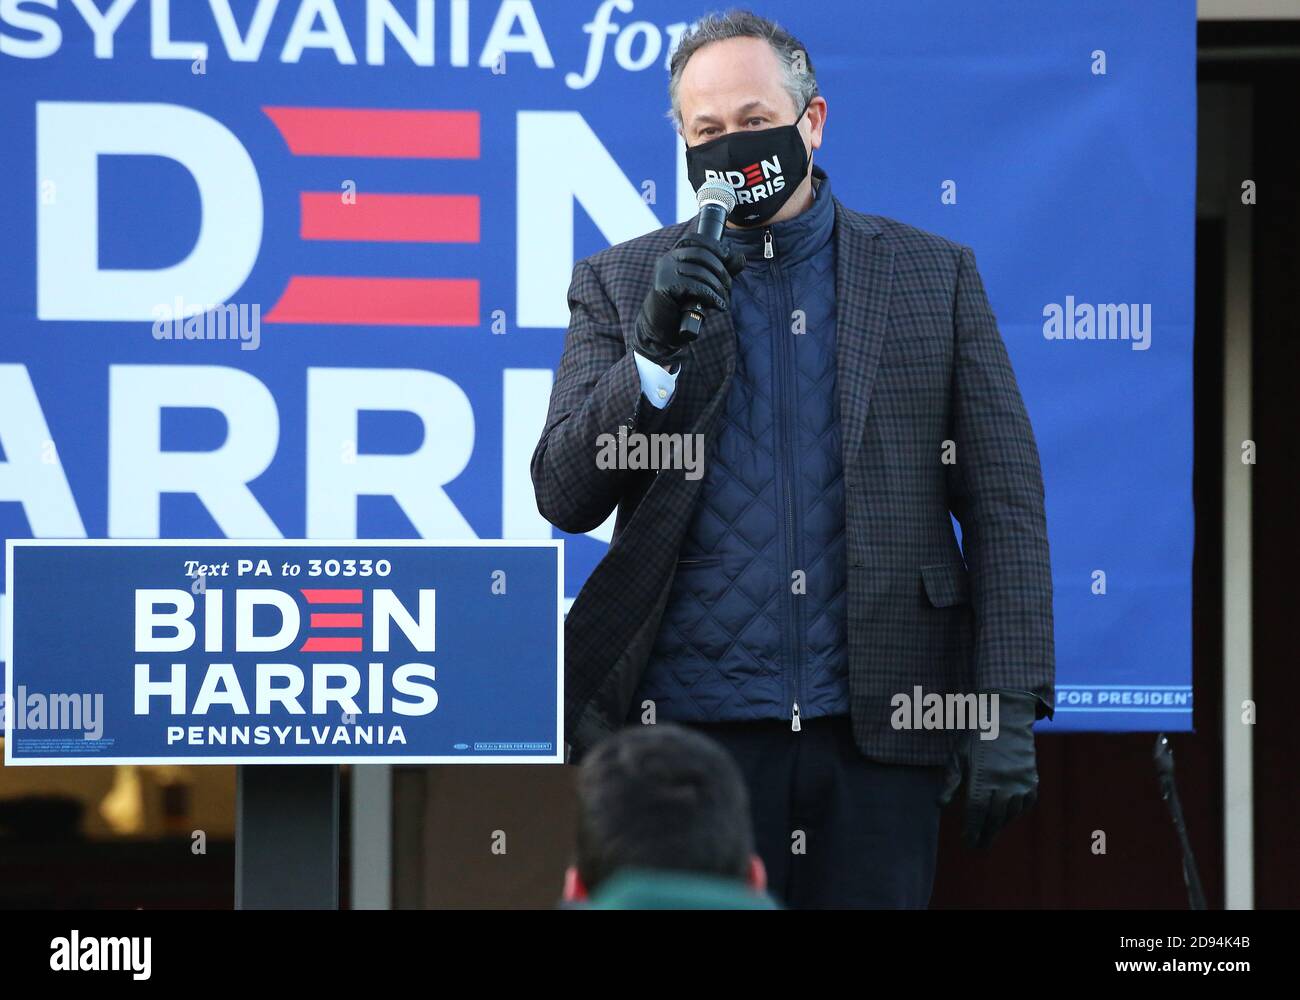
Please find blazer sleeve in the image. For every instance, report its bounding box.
[530,258,677,535]
[946,246,1055,717]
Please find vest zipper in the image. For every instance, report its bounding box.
[767,228,804,732]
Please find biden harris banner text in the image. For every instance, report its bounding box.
[0,1,1194,731]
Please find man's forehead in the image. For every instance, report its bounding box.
[678,37,790,102]
[687,98,783,125]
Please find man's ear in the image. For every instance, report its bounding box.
[747,854,768,893]
[807,96,827,152]
[562,864,588,902]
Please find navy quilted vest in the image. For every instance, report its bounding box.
[632,174,849,727]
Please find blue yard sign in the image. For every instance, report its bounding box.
[4,540,562,765]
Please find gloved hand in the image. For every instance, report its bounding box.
[938,689,1042,849]
[633,233,746,365]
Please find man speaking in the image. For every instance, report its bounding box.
[531,9,1054,908]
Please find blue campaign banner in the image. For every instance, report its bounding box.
[0,2,1194,732]
[4,540,562,764]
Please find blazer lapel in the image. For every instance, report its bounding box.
[833,201,893,460]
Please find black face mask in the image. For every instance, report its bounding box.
[685,97,813,226]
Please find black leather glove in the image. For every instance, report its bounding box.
[633,233,746,365]
[937,689,1042,849]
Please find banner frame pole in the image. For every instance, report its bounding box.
[235,764,340,910]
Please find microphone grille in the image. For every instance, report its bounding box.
[696,177,737,214]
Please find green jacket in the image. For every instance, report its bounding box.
[585,869,779,910]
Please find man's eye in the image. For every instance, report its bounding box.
[747,118,766,127]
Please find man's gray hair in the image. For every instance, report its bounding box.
[668,9,818,129]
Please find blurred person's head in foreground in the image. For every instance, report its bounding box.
[563,722,773,909]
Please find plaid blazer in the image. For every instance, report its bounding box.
[532,194,1054,764]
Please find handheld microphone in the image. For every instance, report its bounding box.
[678,178,738,340]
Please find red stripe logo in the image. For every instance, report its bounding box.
[299,589,366,653]
[300,589,364,605]
[263,107,479,159]
[300,193,480,244]
[263,107,481,327]
[265,277,479,327]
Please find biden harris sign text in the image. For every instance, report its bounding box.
[4,540,562,764]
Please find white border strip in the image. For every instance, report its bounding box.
[1221,86,1255,910]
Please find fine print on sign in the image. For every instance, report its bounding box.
[4,540,563,766]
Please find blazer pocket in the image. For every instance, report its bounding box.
[676,554,724,569]
[880,340,950,367]
[920,561,971,607]
[880,316,952,367]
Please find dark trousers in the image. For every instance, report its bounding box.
[684,714,945,909]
